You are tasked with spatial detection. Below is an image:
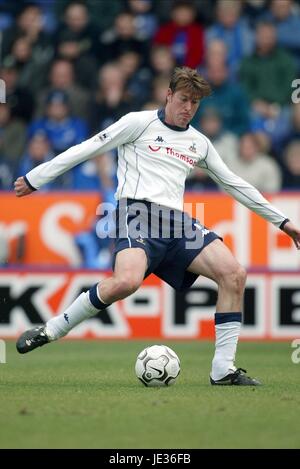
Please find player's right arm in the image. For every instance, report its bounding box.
[14,112,142,197]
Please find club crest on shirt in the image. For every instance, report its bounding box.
[189,142,197,153]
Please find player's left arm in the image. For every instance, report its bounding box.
[198,139,300,249]
[281,221,300,250]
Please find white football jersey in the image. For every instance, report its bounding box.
[26,109,287,227]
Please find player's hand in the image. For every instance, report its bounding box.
[282,221,300,250]
[14,177,33,197]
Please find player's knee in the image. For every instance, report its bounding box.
[114,274,143,298]
[230,265,247,293]
[236,265,247,290]
[220,264,247,294]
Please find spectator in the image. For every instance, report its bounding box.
[89,63,131,133]
[150,75,170,107]
[260,0,300,71]
[72,152,116,193]
[224,132,282,192]
[74,222,114,269]
[153,0,204,68]
[0,103,27,174]
[152,0,217,25]
[0,1,15,36]
[198,107,238,161]
[240,21,296,112]
[126,0,158,40]
[101,11,148,64]
[118,50,151,108]
[149,45,175,80]
[206,0,255,78]
[243,0,268,27]
[35,59,90,121]
[1,3,53,61]
[0,60,34,122]
[198,38,233,80]
[281,140,300,189]
[251,129,272,156]
[250,106,292,157]
[192,61,250,135]
[29,0,58,34]
[274,104,300,157]
[0,161,13,191]
[28,90,88,155]
[54,0,123,32]
[203,38,228,68]
[17,133,58,190]
[4,35,50,93]
[55,1,99,88]
[187,107,238,191]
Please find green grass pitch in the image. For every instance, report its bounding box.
[0,340,299,449]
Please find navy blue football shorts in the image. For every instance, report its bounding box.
[112,198,221,291]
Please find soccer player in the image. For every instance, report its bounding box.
[14,67,300,385]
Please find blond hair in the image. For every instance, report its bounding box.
[169,66,211,99]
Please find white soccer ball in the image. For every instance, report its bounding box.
[135,345,180,387]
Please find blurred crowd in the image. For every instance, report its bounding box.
[0,0,300,195]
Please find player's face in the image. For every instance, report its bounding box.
[165,89,200,128]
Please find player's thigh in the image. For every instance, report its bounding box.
[186,239,244,283]
[114,247,148,284]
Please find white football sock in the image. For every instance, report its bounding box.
[45,292,100,340]
[211,314,242,381]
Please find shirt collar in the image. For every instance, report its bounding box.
[157,108,189,132]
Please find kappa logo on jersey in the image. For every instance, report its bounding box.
[194,223,210,236]
[149,136,166,152]
[155,136,165,143]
